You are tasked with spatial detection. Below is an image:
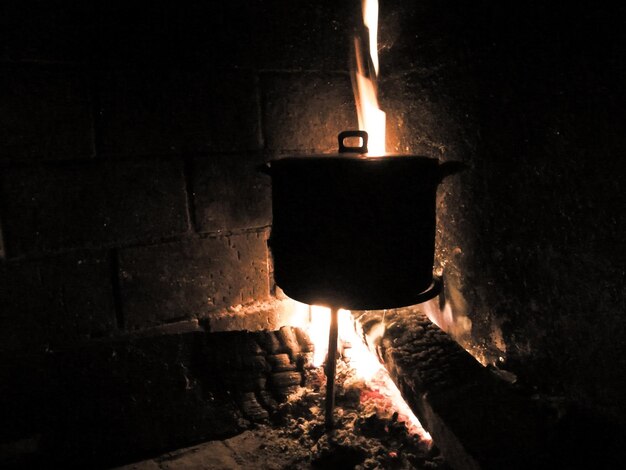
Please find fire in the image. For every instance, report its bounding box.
[353,0,386,154]
[288,301,432,441]
[277,0,431,445]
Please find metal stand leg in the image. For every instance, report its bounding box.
[325,307,339,430]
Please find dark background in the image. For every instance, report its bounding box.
[1,0,624,465]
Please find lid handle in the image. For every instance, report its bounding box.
[338,130,368,154]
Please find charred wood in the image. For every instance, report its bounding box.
[356,307,562,470]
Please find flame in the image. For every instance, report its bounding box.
[353,0,386,155]
[277,0,432,445]
[289,300,431,441]
[362,0,379,75]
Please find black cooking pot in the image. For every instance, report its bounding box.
[263,131,462,310]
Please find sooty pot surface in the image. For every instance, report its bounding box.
[265,148,460,309]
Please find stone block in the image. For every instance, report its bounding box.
[191,153,271,233]
[241,355,270,374]
[267,354,296,372]
[0,216,5,259]
[0,157,189,257]
[379,72,472,159]
[205,332,265,371]
[94,1,356,69]
[0,64,94,161]
[0,251,116,353]
[252,0,357,71]
[254,331,284,355]
[115,459,162,470]
[237,392,269,421]
[0,353,52,444]
[97,68,261,156]
[201,298,293,332]
[119,233,270,329]
[276,326,301,356]
[257,390,278,412]
[44,331,245,466]
[0,1,95,63]
[295,327,315,353]
[93,1,258,67]
[224,375,265,393]
[270,371,302,389]
[296,352,315,370]
[378,0,474,74]
[261,72,357,153]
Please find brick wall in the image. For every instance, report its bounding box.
[0,1,366,465]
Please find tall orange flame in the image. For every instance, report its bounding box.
[353,0,386,155]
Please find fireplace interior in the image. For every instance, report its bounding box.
[1,1,625,468]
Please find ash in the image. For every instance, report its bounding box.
[122,360,449,470]
[119,360,450,470]
[258,363,449,469]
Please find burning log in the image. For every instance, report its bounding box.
[355,306,560,470]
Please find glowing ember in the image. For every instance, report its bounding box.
[352,0,386,155]
[288,300,432,441]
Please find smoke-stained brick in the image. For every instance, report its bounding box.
[0,157,188,257]
[191,153,271,233]
[261,72,357,153]
[0,216,5,259]
[380,72,475,160]
[0,251,116,353]
[378,0,476,75]
[0,1,95,63]
[0,65,94,161]
[97,68,261,156]
[252,0,356,71]
[119,232,270,329]
[93,1,355,70]
[94,1,257,67]
[47,331,244,465]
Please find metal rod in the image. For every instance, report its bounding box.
[325,306,339,429]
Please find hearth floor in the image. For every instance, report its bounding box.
[114,363,448,470]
